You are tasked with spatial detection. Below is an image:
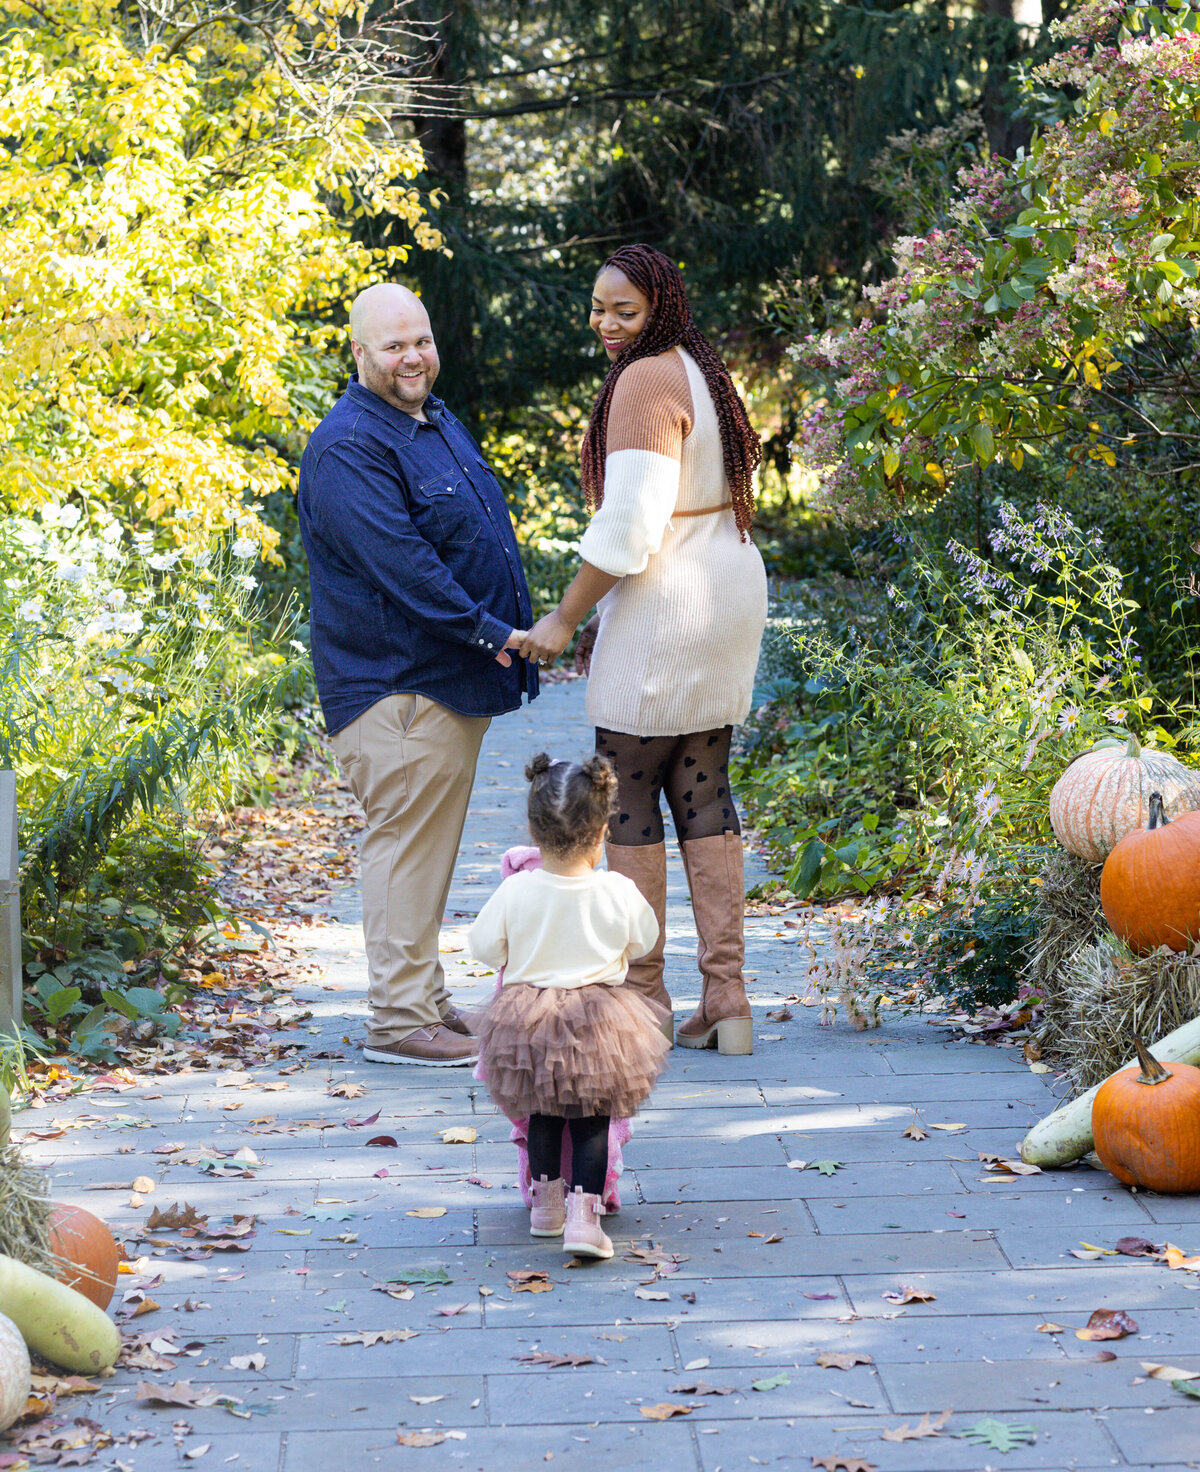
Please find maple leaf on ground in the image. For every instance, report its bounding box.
[812,1160,841,1175]
[135,1381,233,1409]
[328,1082,366,1099]
[956,1418,1037,1450]
[1075,1308,1138,1341]
[507,1270,553,1294]
[902,1115,927,1140]
[882,1408,952,1442]
[145,1203,205,1231]
[816,1352,872,1370]
[639,1402,694,1420]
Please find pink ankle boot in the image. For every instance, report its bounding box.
[530,1175,566,1238]
[563,1186,613,1259]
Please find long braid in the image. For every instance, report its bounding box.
[581,244,761,539]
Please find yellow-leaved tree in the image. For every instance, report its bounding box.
[0,0,442,551]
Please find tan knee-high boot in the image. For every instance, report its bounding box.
[604,841,674,1044]
[676,832,753,1055]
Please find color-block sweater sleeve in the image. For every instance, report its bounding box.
[578,351,694,577]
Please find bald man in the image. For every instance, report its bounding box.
[298,285,538,1066]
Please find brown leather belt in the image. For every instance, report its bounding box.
[672,499,733,518]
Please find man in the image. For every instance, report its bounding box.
[298,283,537,1065]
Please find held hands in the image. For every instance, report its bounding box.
[518,611,575,666]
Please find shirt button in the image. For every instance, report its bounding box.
[487,643,494,649]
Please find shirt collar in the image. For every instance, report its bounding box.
[345,375,447,438]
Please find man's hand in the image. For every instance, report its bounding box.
[518,612,575,666]
[495,628,526,668]
[574,615,599,676]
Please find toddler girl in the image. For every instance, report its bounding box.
[471,753,670,1258]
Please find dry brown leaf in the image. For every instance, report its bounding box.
[902,1118,927,1141]
[668,1379,736,1396]
[1163,1243,1200,1271]
[812,1458,878,1472]
[639,1401,694,1420]
[634,1286,670,1301]
[765,1007,793,1022]
[330,1329,419,1346]
[508,1270,553,1295]
[1036,1322,1067,1333]
[397,1432,445,1447]
[146,1202,205,1231]
[135,1381,227,1408]
[881,1408,952,1442]
[927,1122,966,1132]
[515,1351,596,1368]
[439,1126,477,1144]
[131,1176,155,1194]
[1114,1237,1159,1257]
[815,1351,873,1370]
[406,1207,446,1218]
[328,1082,367,1099]
[227,1353,266,1372]
[1076,1308,1139,1341]
[881,1285,936,1305]
[978,1152,1042,1176]
[1141,1362,1200,1381]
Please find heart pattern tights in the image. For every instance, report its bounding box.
[595,725,740,846]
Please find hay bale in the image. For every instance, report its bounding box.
[1026,850,1106,1054]
[1046,936,1200,1093]
[0,1144,54,1277]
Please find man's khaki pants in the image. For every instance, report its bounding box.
[330,694,490,1045]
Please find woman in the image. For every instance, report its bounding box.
[519,244,767,1056]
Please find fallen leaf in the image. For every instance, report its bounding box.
[804,1292,836,1300]
[978,1152,1041,1176]
[146,1203,205,1231]
[305,1207,355,1222]
[927,1122,966,1132]
[634,1286,670,1301]
[330,1330,419,1346]
[1114,1237,1159,1257]
[1141,1362,1200,1381]
[397,1432,445,1447]
[683,1357,710,1371]
[507,1270,553,1294]
[1075,1308,1138,1341]
[902,1117,927,1141]
[184,1446,210,1460]
[1163,1243,1200,1271]
[816,1352,872,1370]
[956,1417,1037,1450]
[882,1408,952,1442]
[669,1379,736,1395]
[329,1082,367,1098]
[1036,1322,1067,1333]
[1023,1040,1042,1063]
[812,1458,877,1472]
[1171,1379,1200,1400]
[1090,1350,1118,1362]
[439,1126,477,1144]
[407,1207,446,1219]
[639,1402,694,1420]
[227,1354,266,1372]
[344,1110,382,1128]
[409,1394,445,1405]
[515,1352,597,1368]
[135,1381,231,1409]
[131,1175,155,1194]
[881,1285,936,1305]
[437,1303,470,1316]
[812,1160,841,1175]
[365,1135,398,1147]
[765,1007,793,1022]
[1028,1060,1052,1073]
[751,1371,790,1391]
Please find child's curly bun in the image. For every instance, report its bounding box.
[525,752,555,781]
[581,753,618,801]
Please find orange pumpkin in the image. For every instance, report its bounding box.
[47,1203,120,1310]
[1092,1038,1200,1193]
[1099,791,1200,953]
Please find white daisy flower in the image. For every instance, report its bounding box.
[231,537,258,560]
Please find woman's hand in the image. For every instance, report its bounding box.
[574,615,599,675]
[519,612,575,666]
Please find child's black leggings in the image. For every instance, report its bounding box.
[528,1113,609,1196]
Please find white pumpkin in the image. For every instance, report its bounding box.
[1049,734,1200,862]
[0,1309,30,1429]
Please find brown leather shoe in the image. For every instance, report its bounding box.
[440,1006,479,1037]
[363,1024,479,1067]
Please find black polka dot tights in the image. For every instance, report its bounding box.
[595,726,740,846]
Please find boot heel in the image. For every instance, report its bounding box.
[716,1017,753,1055]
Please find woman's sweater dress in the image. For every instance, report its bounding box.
[578,347,768,737]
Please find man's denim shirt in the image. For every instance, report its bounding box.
[298,377,539,736]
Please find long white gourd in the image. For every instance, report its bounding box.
[0,1254,120,1372]
[1021,1015,1200,1167]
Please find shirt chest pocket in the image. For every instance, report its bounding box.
[414,471,482,548]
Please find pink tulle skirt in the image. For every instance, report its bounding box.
[477,981,669,1120]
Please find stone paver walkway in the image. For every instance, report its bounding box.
[23,682,1200,1471]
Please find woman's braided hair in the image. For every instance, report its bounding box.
[581,243,761,538]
